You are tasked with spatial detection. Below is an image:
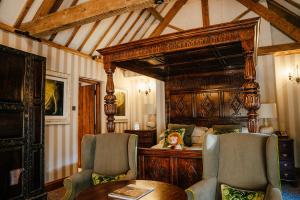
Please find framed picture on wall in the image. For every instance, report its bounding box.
[115,88,128,122]
[45,70,71,125]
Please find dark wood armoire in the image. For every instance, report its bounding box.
[0,44,46,199]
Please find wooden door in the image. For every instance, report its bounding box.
[78,82,99,167]
[78,84,95,167]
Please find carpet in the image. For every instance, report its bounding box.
[282,182,300,200]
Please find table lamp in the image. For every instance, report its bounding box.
[258,103,277,134]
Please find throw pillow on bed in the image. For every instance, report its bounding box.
[191,126,209,145]
[221,184,265,200]
[92,173,126,185]
[212,124,242,135]
[168,124,195,147]
[163,128,185,149]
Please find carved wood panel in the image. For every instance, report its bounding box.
[143,157,171,183]
[196,92,219,118]
[166,73,247,126]
[138,148,203,189]
[177,158,203,188]
[170,93,193,119]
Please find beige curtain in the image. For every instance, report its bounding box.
[274,53,300,167]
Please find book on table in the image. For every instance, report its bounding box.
[108,184,154,200]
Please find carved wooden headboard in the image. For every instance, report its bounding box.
[98,18,260,133]
[165,71,248,127]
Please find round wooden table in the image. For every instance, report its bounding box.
[77,180,187,200]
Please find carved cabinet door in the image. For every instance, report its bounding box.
[0,45,46,199]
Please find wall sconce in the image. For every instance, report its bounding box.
[138,81,152,95]
[289,64,300,84]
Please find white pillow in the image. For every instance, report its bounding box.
[191,126,209,144]
[192,126,208,136]
[206,128,214,134]
[241,127,249,133]
[191,136,202,144]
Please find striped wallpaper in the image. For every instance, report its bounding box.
[0,29,132,183]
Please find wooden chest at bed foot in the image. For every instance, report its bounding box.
[278,137,297,186]
[138,148,203,189]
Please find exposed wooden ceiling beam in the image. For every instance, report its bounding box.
[48,0,64,14]
[32,0,57,21]
[257,42,300,56]
[20,0,168,37]
[201,0,210,27]
[129,10,153,42]
[117,9,147,44]
[106,12,134,47]
[147,7,183,31]
[150,0,188,37]
[0,21,15,32]
[285,0,300,10]
[267,0,300,27]
[48,33,57,41]
[0,21,101,62]
[232,9,251,21]
[236,0,300,41]
[232,0,260,22]
[14,0,35,28]
[49,0,79,42]
[69,0,80,7]
[65,26,81,47]
[139,4,168,39]
[90,15,120,55]
[78,20,101,51]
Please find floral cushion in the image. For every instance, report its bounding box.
[168,124,195,147]
[163,128,185,149]
[221,184,265,200]
[91,173,126,186]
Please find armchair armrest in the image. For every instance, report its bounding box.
[265,184,282,200]
[185,177,217,200]
[62,169,93,200]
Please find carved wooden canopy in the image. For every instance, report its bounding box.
[98,17,260,133]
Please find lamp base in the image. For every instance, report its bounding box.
[260,126,274,134]
[146,121,156,129]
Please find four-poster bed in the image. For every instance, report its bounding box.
[97,17,260,188]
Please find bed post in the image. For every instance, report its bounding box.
[241,32,260,133]
[104,62,116,133]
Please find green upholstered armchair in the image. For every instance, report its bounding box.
[63,133,138,200]
[186,133,282,200]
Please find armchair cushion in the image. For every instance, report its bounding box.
[94,134,130,176]
[221,184,265,200]
[218,134,268,190]
[91,172,126,185]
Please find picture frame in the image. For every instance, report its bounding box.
[45,70,71,125]
[115,88,128,122]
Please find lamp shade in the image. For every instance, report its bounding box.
[144,104,155,115]
[258,103,277,119]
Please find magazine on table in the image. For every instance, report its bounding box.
[108,184,154,200]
